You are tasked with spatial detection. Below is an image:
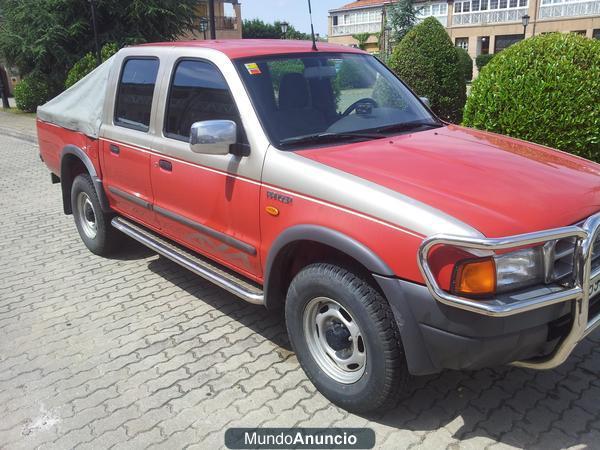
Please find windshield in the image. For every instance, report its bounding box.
[235,52,440,149]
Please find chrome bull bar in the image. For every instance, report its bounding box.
[417,212,600,370]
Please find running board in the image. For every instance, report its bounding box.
[111,216,264,305]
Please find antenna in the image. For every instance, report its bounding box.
[307,0,318,51]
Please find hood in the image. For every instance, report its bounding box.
[298,125,600,238]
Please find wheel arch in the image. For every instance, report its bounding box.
[60,145,110,215]
[264,225,395,310]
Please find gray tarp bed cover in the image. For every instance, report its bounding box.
[37,56,116,139]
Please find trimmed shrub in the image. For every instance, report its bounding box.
[14,73,51,112]
[388,17,466,123]
[463,33,600,161]
[475,53,494,71]
[65,43,119,89]
[456,47,473,81]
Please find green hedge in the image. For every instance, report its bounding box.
[388,17,466,123]
[14,73,51,112]
[65,43,118,89]
[456,47,473,81]
[475,53,494,71]
[463,33,600,161]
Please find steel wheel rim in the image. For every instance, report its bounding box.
[77,192,97,239]
[303,297,366,384]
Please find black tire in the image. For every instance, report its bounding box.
[285,263,408,413]
[71,174,119,256]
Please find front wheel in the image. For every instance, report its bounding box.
[285,263,408,413]
[71,174,120,256]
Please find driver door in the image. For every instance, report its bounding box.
[150,59,262,279]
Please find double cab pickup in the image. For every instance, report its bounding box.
[37,40,600,413]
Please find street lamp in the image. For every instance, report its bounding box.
[199,17,209,40]
[522,14,530,39]
[280,21,289,39]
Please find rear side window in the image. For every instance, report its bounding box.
[114,58,159,131]
[164,59,242,141]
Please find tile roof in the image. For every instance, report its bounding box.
[330,0,395,12]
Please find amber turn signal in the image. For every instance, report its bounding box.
[452,257,496,296]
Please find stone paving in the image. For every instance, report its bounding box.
[1,116,599,449]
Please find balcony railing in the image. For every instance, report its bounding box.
[453,7,528,25]
[331,22,383,36]
[539,0,600,19]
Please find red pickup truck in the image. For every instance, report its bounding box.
[37,40,600,413]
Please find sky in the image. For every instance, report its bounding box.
[240,0,345,36]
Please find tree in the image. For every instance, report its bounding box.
[352,33,371,50]
[0,0,197,92]
[388,17,466,123]
[387,0,420,43]
[242,19,311,40]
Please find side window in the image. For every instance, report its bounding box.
[164,60,242,141]
[114,58,159,131]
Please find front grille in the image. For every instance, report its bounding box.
[592,233,600,273]
[547,237,576,284]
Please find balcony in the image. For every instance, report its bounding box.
[331,22,383,36]
[539,0,600,19]
[453,7,529,25]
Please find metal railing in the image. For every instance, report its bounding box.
[418,212,600,369]
[539,0,600,19]
[453,7,528,25]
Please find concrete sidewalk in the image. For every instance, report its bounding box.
[0,108,37,144]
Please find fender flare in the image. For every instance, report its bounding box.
[60,145,111,214]
[264,224,395,307]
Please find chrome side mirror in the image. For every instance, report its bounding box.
[420,97,431,108]
[190,120,237,155]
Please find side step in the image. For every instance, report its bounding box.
[111,216,264,305]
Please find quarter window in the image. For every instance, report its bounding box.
[114,58,159,131]
[164,60,242,141]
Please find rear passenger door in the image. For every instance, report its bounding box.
[101,57,160,229]
[150,59,262,279]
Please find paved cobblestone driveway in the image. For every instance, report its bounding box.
[1,126,600,449]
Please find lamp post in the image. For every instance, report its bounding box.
[88,0,101,65]
[199,17,209,40]
[522,14,530,39]
[280,21,289,39]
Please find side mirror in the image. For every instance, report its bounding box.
[190,120,237,155]
[420,97,431,108]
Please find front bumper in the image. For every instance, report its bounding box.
[374,212,600,375]
[411,212,600,372]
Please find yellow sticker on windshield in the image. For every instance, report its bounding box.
[245,63,262,75]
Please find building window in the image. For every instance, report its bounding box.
[455,0,527,12]
[332,16,338,26]
[594,29,600,39]
[494,34,523,53]
[455,37,469,50]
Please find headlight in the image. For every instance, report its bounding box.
[452,247,544,297]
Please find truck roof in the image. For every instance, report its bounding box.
[138,39,366,59]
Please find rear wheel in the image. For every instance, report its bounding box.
[285,263,409,413]
[71,174,119,255]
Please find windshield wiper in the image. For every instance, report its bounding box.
[374,121,442,134]
[279,131,383,148]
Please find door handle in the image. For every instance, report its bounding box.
[109,144,120,155]
[158,159,172,172]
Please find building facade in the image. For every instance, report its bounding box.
[180,0,242,41]
[328,0,600,60]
